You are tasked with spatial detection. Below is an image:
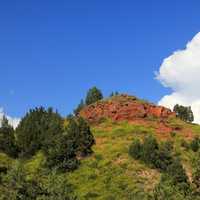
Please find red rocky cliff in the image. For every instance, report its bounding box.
[79,94,175,123]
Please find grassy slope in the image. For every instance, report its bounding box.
[67,118,200,200]
[2,117,200,199]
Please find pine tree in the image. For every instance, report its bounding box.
[16,107,63,158]
[173,104,194,123]
[85,87,103,105]
[74,99,85,116]
[0,116,18,157]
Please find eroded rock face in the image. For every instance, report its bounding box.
[79,94,175,123]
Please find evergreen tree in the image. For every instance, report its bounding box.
[110,91,119,97]
[44,134,79,172]
[155,141,174,171]
[85,87,103,105]
[152,174,188,200]
[173,104,194,123]
[74,99,85,116]
[44,116,95,171]
[167,158,190,192]
[0,116,18,157]
[66,117,95,156]
[142,136,159,166]
[76,117,95,156]
[16,107,63,158]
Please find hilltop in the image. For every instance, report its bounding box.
[69,95,200,199]
[80,94,175,123]
[79,94,196,140]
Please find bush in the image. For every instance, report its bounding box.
[37,170,77,200]
[192,153,200,193]
[66,117,95,156]
[170,131,176,138]
[190,137,200,152]
[0,162,42,200]
[155,141,174,171]
[167,158,190,191]
[129,137,174,172]
[152,174,190,200]
[142,136,159,166]
[129,139,142,159]
[85,87,103,105]
[181,139,190,150]
[44,134,79,172]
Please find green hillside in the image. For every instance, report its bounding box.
[1,117,200,199]
[1,94,200,199]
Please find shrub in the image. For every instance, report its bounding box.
[170,131,176,138]
[155,141,174,171]
[0,162,42,200]
[37,170,77,200]
[152,174,189,200]
[190,137,200,152]
[66,117,95,156]
[129,139,142,159]
[0,163,77,200]
[142,136,159,166]
[192,153,200,193]
[44,134,79,172]
[167,158,190,191]
[181,139,190,150]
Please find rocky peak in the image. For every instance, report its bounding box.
[79,94,175,123]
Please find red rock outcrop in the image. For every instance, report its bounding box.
[79,94,175,123]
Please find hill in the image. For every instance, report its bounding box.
[67,95,200,199]
[1,94,200,199]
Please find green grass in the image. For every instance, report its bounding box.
[2,116,200,199]
[67,121,160,200]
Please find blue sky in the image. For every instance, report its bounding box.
[0,0,200,118]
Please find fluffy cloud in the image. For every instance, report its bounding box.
[157,32,200,123]
[0,108,20,129]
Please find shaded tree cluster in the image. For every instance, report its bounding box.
[173,104,194,123]
[129,136,190,192]
[0,106,95,172]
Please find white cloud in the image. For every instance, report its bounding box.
[157,32,200,123]
[0,108,20,129]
